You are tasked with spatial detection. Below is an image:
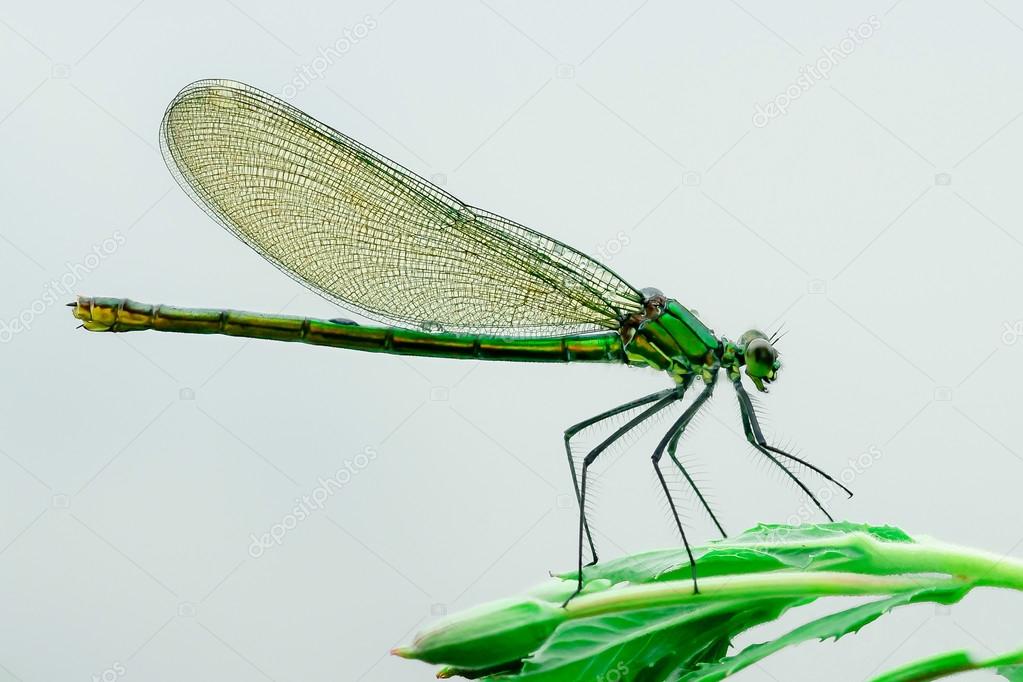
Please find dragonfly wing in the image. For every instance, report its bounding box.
[160,80,644,336]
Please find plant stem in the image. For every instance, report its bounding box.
[866,535,1023,590]
[566,572,965,619]
[566,531,1023,618]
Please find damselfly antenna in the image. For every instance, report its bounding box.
[769,323,787,344]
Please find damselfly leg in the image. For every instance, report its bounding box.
[563,387,679,566]
[565,388,683,607]
[666,421,728,539]
[651,373,719,595]
[732,379,851,520]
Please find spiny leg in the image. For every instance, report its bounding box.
[651,373,718,594]
[731,378,836,520]
[563,387,678,566]
[665,390,728,539]
[565,388,682,607]
[760,443,853,498]
[733,380,851,497]
[735,380,852,500]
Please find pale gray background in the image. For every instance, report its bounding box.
[2,1,1022,680]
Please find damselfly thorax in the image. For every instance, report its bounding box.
[618,287,780,391]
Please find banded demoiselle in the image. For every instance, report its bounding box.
[71,80,852,604]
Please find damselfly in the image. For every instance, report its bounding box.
[71,80,851,604]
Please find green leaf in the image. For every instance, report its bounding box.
[869,645,1023,681]
[395,523,1023,680]
[502,600,799,681]
[558,523,919,586]
[392,597,566,671]
[999,663,1023,681]
[729,522,913,545]
[680,585,970,681]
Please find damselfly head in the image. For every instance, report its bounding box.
[738,329,781,392]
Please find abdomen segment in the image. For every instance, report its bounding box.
[71,297,626,364]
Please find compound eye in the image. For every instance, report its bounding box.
[745,338,778,377]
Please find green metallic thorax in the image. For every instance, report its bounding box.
[622,299,721,381]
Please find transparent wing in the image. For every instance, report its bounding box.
[160,80,644,336]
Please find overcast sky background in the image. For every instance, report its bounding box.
[2,1,1023,680]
